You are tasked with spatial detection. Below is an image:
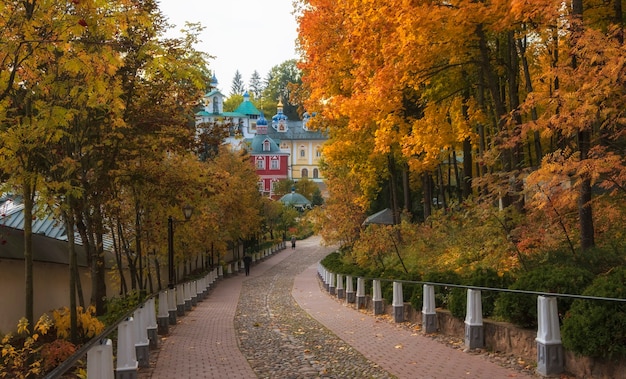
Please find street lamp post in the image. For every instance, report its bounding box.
[168,204,193,289]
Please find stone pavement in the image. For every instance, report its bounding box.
[142,236,537,378]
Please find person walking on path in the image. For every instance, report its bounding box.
[291,235,296,249]
[243,254,252,276]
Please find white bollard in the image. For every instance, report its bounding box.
[372,280,384,315]
[392,281,404,322]
[329,272,336,295]
[183,282,192,311]
[336,274,345,299]
[145,298,158,349]
[157,291,169,335]
[87,338,113,379]
[218,265,224,278]
[116,318,138,377]
[133,307,149,368]
[345,275,355,303]
[422,284,437,333]
[465,289,484,349]
[190,281,198,307]
[536,296,564,376]
[176,283,185,316]
[356,277,366,309]
[167,288,177,325]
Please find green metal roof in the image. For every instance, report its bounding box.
[234,100,261,116]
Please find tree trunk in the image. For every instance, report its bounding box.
[422,172,432,219]
[22,177,35,333]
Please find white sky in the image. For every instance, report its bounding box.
[157,0,300,95]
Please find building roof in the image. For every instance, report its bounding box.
[267,120,327,141]
[363,208,395,225]
[0,193,114,265]
[248,134,284,154]
[279,191,312,208]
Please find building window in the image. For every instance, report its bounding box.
[316,148,321,158]
[263,140,270,152]
[213,97,219,114]
[300,149,306,158]
[270,159,279,170]
[302,168,308,178]
[256,158,265,170]
[313,168,319,179]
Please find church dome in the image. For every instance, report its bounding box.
[257,112,268,126]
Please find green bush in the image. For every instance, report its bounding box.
[494,266,593,328]
[562,267,626,360]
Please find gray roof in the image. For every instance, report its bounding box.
[248,134,284,154]
[0,193,114,265]
[267,120,327,141]
[363,208,395,225]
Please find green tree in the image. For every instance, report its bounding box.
[230,69,245,96]
[249,70,264,99]
[259,60,302,120]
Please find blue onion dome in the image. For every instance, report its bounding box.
[257,112,268,126]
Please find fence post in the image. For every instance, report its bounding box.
[176,284,185,317]
[329,272,336,295]
[167,288,177,325]
[189,281,197,307]
[157,291,169,335]
[422,284,437,333]
[536,296,564,376]
[133,307,149,368]
[184,282,192,311]
[372,279,384,315]
[345,275,355,303]
[464,289,484,349]
[336,274,345,299]
[145,298,158,350]
[87,338,114,379]
[356,277,366,309]
[115,317,137,379]
[392,281,404,322]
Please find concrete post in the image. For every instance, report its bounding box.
[87,338,114,379]
[227,263,233,276]
[372,279,384,315]
[115,318,137,379]
[345,275,355,303]
[184,282,192,311]
[157,291,169,335]
[176,284,185,317]
[356,277,366,309]
[197,278,205,301]
[536,296,564,376]
[422,284,437,333]
[190,281,198,307]
[336,274,345,299]
[464,289,484,349]
[329,272,336,295]
[144,298,158,350]
[218,265,223,278]
[392,281,404,322]
[132,307,149,368]
[324,270,330,291]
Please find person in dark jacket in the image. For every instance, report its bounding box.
[291,235,296,249]
[243,254,252,276]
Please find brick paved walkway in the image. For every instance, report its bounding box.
[144,236,536,378]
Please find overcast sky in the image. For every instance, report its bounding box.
[158,0,300,95]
